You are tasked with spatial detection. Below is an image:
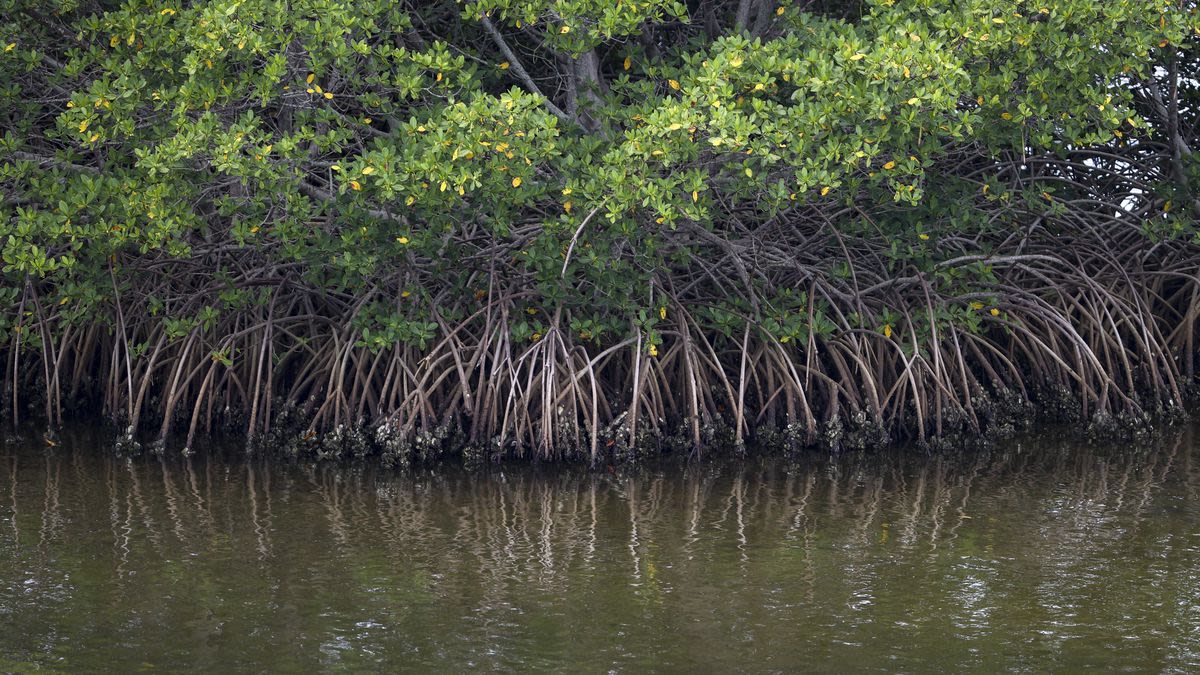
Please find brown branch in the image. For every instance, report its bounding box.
[478,14,572,125]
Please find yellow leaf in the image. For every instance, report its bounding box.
[906,97,920,105]
[776,6,785,15]
[623,56,631,71]
[405,196,415,206]
[88,133,99,143]
[4,43,15,52]
[110,35,119,48]
[323,92,333,99]
[849,53,865,61]
[78,119,89,133]
[648,344,658,357]
[692,190,698,202]
[363,118,372,124]
[402,290,411,298]
[820,186,831,196]
[1000,111,1012,120]
[659,307,667,320]
[668,79,680,90]
[499,61,510,70]
[160,8,175,15]
[313,85,322,94]
[970,301,984,310]
[396,236,410,244]
[563,201,573,213]
[361,167,375,175]
[559,25,570,34]
[562,187,573,195]
[903,66,910,78]
[350,180,361,191]
[989,308,1000,316]
[918,233,929,240]
[744,167,753,177]
[730,56,743,68]
[306,73,315,84]
[512,177,522,188]
[992,17,1004,24]
[883,324,892,338]
[883,161,896,170]
[439,180,448,192]
[436,72,443,82]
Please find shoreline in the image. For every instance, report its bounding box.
[4,389,1191,468]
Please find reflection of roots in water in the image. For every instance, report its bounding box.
[7,425,1200,583]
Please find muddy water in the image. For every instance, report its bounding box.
[2,426,1200,671]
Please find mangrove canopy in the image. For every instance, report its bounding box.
[1,0,1199,461]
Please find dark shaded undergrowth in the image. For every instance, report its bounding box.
[5,204,1198,466]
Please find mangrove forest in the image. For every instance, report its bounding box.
[2,0,1200,463]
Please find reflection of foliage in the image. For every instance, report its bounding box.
[1,1,1198,459]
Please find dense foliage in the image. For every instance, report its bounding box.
[2,0,1199,460]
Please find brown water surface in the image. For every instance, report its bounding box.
[3,426,1200,671]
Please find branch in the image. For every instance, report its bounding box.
[1142,65,1198,216]
[298,180,408,225]
[1143,76,1193,160]
[735,0,754,33]
[7,151,100,174]
[561,206,601,277]
[479,14,572,125]
[571,49,607,133]
[751,0,774,37]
